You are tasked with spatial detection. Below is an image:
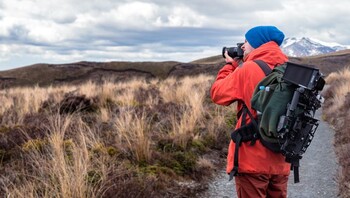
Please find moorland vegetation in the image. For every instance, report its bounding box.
[323,67,350,197]
[0,75,235,197]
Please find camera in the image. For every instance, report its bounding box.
[222,43,244,59]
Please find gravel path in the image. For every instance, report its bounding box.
[199,110,339,198]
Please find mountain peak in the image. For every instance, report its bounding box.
[281,37,348,57]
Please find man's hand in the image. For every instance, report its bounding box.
[224,51,234,63]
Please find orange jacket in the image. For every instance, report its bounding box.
[211,41,290,175]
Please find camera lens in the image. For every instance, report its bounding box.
[222,47,238,58]
[222,43,244,59]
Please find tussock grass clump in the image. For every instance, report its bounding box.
[323,66,350,197]
[0,74,235,197]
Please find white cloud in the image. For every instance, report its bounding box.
[154,6,206,27]
[106,2,160,29]
[1,0,350,70]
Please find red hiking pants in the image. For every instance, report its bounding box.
[235,173,288,198]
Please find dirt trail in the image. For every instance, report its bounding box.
[199,110,338,198]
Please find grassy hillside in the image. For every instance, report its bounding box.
[288,49,350,75]
[190,55,223,65]
[0,61,179,89]
[0,60,224,90]
[1,50,350,89]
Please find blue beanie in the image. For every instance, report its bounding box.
[245,26,285,48]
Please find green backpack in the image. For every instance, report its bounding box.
[251,63,297,146]
[229,60,325,183]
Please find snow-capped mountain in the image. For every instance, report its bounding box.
[281,37,349,57]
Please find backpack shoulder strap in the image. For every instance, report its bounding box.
[229,60,274,180]
[253,60,272,76]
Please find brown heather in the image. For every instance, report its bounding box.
[0,74,236,197]
[323,66,350,198]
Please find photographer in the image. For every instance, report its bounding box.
[210,26,290,198]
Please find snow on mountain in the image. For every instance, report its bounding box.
[281,37,349,57]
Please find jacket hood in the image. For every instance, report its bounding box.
[244,41,288,66]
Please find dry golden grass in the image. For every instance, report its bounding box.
[326,67,350,84]
[324,67,350,115]
[167,75,212,149]
[2,114,110,198]
[114,111,152,163]
[196,156,215,170]
[0,74,234,197]
[323,66,350,198]
[0,85,76,126]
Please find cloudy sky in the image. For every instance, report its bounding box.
[1,0,350,70]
